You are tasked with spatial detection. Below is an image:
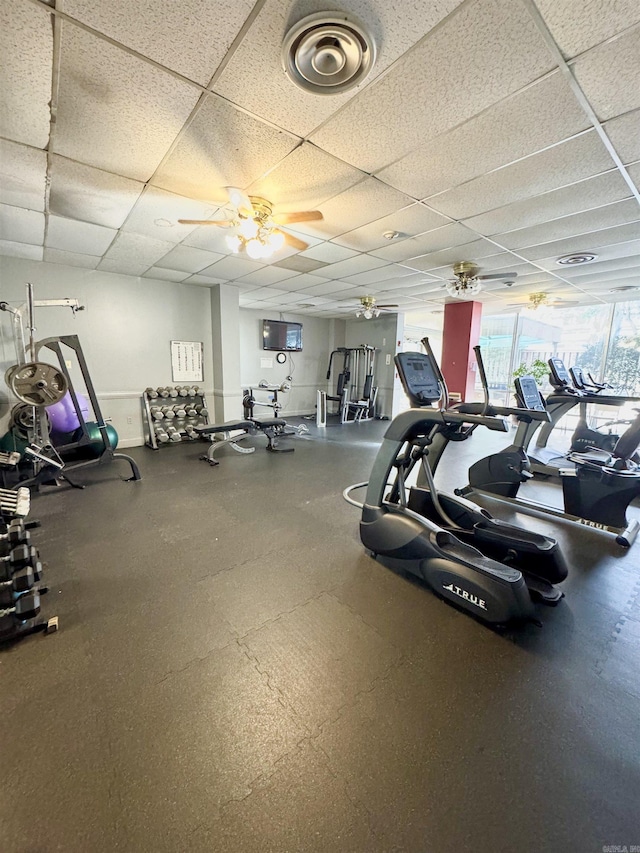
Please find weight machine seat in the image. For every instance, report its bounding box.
[249,417,286,429]
[195,420,254,436]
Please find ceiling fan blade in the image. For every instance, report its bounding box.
[225,186,253,217]
[280,230,309,251]
[177,219,234,226]
[377,304,399,309]
[478,272,519,280]
[272,210,323,225]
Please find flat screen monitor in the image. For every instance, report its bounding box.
[262,319,303,352]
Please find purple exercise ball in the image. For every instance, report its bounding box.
[48,391,90,434]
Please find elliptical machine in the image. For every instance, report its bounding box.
[345,347,568,626]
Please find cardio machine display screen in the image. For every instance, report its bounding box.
[395,352,441,405]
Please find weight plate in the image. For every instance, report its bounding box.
[6,362,68,406]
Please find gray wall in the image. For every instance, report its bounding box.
[0,257,214,446]
[239,309,345,416]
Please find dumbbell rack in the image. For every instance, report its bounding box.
[142,386,210,450]
[0,486,58,642]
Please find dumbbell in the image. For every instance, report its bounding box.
[177,386,189,397]
[165,426,183,443]
[157,387,170,398]
[173,404,187,418]
[0,590,41,623]
[0,524,31,547]
[0,564,36,594]
[145,387,159,400]
[161,406,176,419]
[186,386,198,397]
[167,387,179,398]
[185,405,198,417]
[150,406,164,421]
[1,542,40,568]
[154,426,170,443]
[184,425,198,440]
[194,404,209,417]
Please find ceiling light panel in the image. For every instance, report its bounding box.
[496,199,640,250]
[45,215,117,256]
[428,131,616,220]
[212,0,464,138]
[0,203,44,245]
[0,140,47,212]
[462,170,633,236]
[60,0,257,85]
[55,22,201,182]
[48,155,144,230]
[378,71,589,199]
[333,204,449,252]
[535,0,640,59]
[0,0,52,148]
[151,94,299,202]
[310,0,555,172]
[572,27,640,121]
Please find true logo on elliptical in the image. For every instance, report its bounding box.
[442,583,487,610]
[579,519,608,530]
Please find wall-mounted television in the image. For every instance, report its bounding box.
[262,319,303,352]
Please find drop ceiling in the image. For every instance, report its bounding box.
[0,0,638,320]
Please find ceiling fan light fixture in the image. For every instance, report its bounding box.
[238,217,259,239]
[226,234,242,253]
[445,278,482,298]
[528,291,549,309]
[267,230,285,251]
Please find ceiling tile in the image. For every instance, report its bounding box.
[55,21,201,181]
[518,221,640,262]
[343,264,419,286]
[0,239,43,261]
[317,254,389,280]
[46,215,117,255]
[334,204,450,252]
[534,0,640,59]
[43,248,100,269]
[97,258,150,276]
[101,232,175,269]
[370,223,475,262]
[0,204,44,244]
[563,267,640,286]
[213,0,464,137]
[122,187,222,243]
[309,0,556,172]
[155,244,223,273]
[232,267,300,287]
[271,273,330,291]
[627,161,640,189]
[531,237,640,271]
[183,274,224,287]
[572,27,640,121]
[0,140,47,211]
[200,255,264,280]
[427,131,615,220]
[183,224,239,254]
[152,94,299,202]
[289,179,414,241]
[604,111,640,165]
[463,170,633,235]
[402,238,501,272]
[377,70,590,198]
[556,254,640,279]
[246,143,364,212]
[300,243,358,264]
[296,280,349,297]
[271,255,329,274]
[0,0,52,148]
[59,0,256,85]
[496,199,640,250]
[49,155,144,229]
[142,267,190,282]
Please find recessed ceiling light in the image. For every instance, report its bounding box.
[556,252,597,266]
[154,218,174,227]
[609,285,639,293]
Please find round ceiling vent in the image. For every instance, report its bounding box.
[282,12,376,95]
[556,252,598,266]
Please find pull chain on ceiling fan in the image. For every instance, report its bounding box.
[178,187,323,258]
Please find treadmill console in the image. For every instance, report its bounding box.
[395,351,442,407]
[548,356,574,391]
[514,376,545,411]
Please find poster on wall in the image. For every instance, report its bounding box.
[170,340,204,382]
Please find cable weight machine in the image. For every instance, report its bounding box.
[317,345,378,426]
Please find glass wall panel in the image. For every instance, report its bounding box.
[603,301,640,396]
[478,313,517,405]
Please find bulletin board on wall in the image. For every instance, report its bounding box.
[170,340,203,383]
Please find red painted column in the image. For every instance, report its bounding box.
[441,301,483,402]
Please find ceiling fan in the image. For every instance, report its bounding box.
[178,187,323,258]
[444,261,519,298]
[355,295,399,319]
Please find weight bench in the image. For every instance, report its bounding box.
[196,417,293,466]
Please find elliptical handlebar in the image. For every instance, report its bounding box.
[420,337,449,410]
